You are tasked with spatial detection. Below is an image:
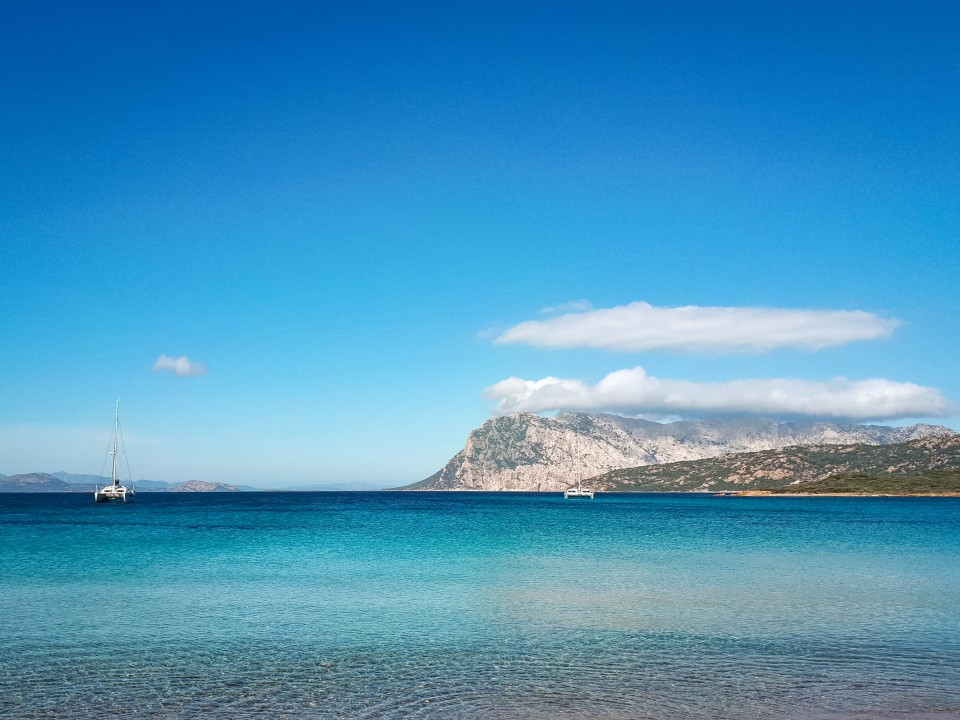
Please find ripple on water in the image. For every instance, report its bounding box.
[2,493,959,719]
[2,631,959,719]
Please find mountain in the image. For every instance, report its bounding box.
[2,472,256,492]
[405,413,958,492]
[277,481,387,491]
[0,473,77,492]
[594,434,960,492]
[169,480,242,492]
[52,472,173,490]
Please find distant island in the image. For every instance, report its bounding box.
[0,472,390,493]
[0,473,247,493]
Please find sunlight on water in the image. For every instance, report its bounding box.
[1,492,959,718]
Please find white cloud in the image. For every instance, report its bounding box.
[495,301,901,353]
[152,355,207,378]
[482,366,951,421]
[540,299,593,315]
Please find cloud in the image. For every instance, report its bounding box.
[540,299,593,315]
[495,301,901,353]
[152,355,207,378]
[482,367,951,421]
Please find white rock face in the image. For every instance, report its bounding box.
[416,413,956,491]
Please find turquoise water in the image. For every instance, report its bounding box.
[1,492,958,719]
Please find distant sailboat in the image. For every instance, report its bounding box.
[94,400,136,503]
[564,435,594,500]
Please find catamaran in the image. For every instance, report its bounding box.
[564,435,594,499]
[94,400,136,503]
[564,476,595,499]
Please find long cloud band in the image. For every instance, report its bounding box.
[483,367,950,421]
[496,301,900,353]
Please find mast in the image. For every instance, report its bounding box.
[576,434,582,493]
[112,398,119,488]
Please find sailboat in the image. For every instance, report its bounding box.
[94,400,136,503]
[564,434,594,499]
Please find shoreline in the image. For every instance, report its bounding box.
[733,490,960,497]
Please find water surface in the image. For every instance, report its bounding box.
[1,492,958,718]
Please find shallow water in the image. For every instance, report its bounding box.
[1,492,958,718]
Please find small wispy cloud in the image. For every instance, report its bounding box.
[495,301,901,354]
[539,299,593,315]
[152,355,207,378]
[482,367,951,421]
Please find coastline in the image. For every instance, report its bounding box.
[733,490,960,497]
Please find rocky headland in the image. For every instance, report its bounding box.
[405,413,958,492]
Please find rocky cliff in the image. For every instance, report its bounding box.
[407,413,957,491]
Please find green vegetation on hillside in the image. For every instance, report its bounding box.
[593,436,960,493]
[769,469,960,495]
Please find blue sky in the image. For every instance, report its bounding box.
[1,1,958,487]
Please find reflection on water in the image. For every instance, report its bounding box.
[1,492,958,718]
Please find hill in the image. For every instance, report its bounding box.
[762,468,960,496]
[170,481,242,492]
[592,435,960,492]
[1,473,252,492]
[52,472,173,490]
[0,473,77,492]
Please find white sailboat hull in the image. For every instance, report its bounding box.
[94,485,135,503]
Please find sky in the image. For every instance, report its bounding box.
[1,1,958,487]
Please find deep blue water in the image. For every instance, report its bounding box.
[1,492,958,719]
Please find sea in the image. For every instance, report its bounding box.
[1,491,958,719]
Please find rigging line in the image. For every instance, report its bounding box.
[98,426,113,484]
[119,420,133,483]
